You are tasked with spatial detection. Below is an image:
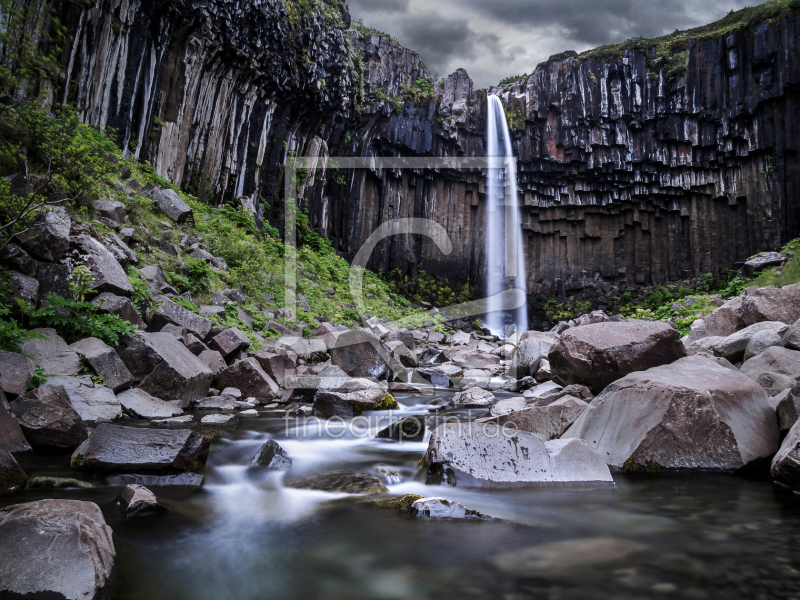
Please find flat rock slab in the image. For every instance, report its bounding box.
[70,337,134,392]
[565,355,779,472]
[45,376,123,424]
[284,470,388,494]
[11,385,88,449]
[117,388,183,420]
[101,473,204,487]
[0,499,116,600]
[424,422,613,487]
[20,328,82,376]
[71,423,209,474]
[549,320,687,394]
[200,414,238,427]
[0,350,35,396]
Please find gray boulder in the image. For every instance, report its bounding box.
[216,358,279,402]
[549,320,687,393]
[772,388,800,435]
[96,200,127,224]
[330,329,390,379]
[743,329,784,362]
[0,449,27,495]
[423,422,613,487]
[376,415,426,441]
[740,347,800,381]
[771,418,800,488]
[565,355,779,471]
[208,327,251,357]
[200,414,237,427]
[486,396,589,441]
[93,293,145,329]
[0,499,116,600]
[44,376,122,424]
[510,338,549,378]
[250,439,292,470]
[101,233,138,266]
[15,206,71,262]
[410,497,471,519]
[71,423,209,473]
[741,283,800,326]
[120,484,169,518]
[70,337,134,392]
[20,328,82,376]
[118,333,213,405]
[0,350,35,396]
[116,388,183,420]
[197,350,226,375]
[312,389,398,418]
[0,393,31,454]
[757,372,796,398]
[705,321,789,363]
[152,188,192,223]
[783,319,800,351]
[10,386,88,449]
[148,299,214,340]
[417,364,464,387]
[745,252,787,275]
[70,233,134,296]
[250,352,296,387]
[686,297,744,343]
[449,387,496,408]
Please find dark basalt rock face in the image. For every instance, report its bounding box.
[42,1,800,322]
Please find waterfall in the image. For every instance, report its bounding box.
[485,95,528,337]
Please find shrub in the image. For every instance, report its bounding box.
[171,258,214,295]
[30,294,138,346]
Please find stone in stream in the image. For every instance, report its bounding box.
[27,476,94,489]
[410,498,471,519]
[285,470,388,494]
[71,423,210,473]
[423,421,613,487]
[15,206,71,262]
[239,409,260,418]
[417,364,464,387]
[10,385,89,449]
[216,358,280,403]
[443,347,500,370]
[19,328,82,376]
[482,396,589,442]
[549,320,687,394]
[565,355,779,472]
[250,439,292,470]
[312,389,399,418]
[44,376,123,424]
[0,350,35,397]
[449,387,496,408]
[490,397,528,417]
[740,347,800,381]
[0,392,32,454]
[376,415,426,442]
[741,283,800,326]
[101,473,205,487]
[200,414,238,427]
[120,484,170,518]
[152,415,195,427]
[194,396,240,411]
[329,329,390,380]
[0,499,117,600]
[0,449,27,495]
[116,388,183,419]
[69,337,134,392]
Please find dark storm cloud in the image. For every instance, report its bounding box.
[347,0,410,15]
[398,14,479,71]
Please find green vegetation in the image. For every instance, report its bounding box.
[384,269,473,309]
[752,237,800,288]
[498,73,530,86]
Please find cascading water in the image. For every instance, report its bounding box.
[485,94,528,336]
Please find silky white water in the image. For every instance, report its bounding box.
[485,95,528,336]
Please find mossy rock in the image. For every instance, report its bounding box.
[623,458,662,473]
[368,494,424,513]
[284,470,389,495]
[27,476,94,490]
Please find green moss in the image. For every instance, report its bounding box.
[368,494,424,512]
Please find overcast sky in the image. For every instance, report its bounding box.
[346,0,753,88]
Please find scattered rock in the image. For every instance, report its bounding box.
[117,388,183,419]
[70,233,134,296]
[10,386,88,449]
[5,271,38,317]
[0,449,26,495]
[15,206,71,262]
[449,387,496,408]
[312,389,398,418]
[772,388,800,434]
[0,499,117,599]
[741,283,800,326]
[284,470,388,494]
[44,376,123,423]
[148,299,214,340]
[385,340,419,368]
[250,439,292,469]
[101,473,204,487]
[208,327,251,357]
[216,358,279,402]
[70,337,134,392]
[330,329,390,379]
[0,350,35,397]
[200,414,238,427]
[20,328,82,376]
[740,347,800,381]
[783,319,800,351]
[152,188,192,223]
[239,409,260,418]
[96,200,127,224]
[70,423,210,473]
[120,484,169,517]
[376,415,426,441]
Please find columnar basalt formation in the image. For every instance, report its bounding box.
[37,1,800,323]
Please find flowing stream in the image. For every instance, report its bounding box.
[7,396,800,600]
[485,95,528,336]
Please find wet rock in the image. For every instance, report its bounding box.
[771,418,800,488]
[368,494,424,512]
[706,321,789,362]
[27,476,93,489]
[565,355,779,471]
[312,389,398,418]
[148,299,214,340]
[70,233,134,296]
[118,333,213,405]
[152,188,192,223]
[741,284,800,326]
[101,473,204,487]
[250,439,292,469]
[417,364,464,387]
[239,409,260,418]
[10,386,88,449]
[198,349,227,375]
[250,351,296,387]
[20,328,82,376]
[410,497,469,519]
[200,414,238,427]
[0,350,35,397]
[549,321,687,394]
[93,293,145,329]
[120,484,169,517]
[208,327,251,357]
[490,397,527,416]
[444,347,500,370]
[486,397,589,441]
[0,393,31,454]
[0,449,26,495]
[117,388,183,420]
[330,329,390,379]
[757,372,796,397]
[15,206,71,262]
[285,470,388,494]
[0,499,116,599]
[449,387,495,408]
[152,415,195,427]
[71,423,209,473]
[385,340,419,368]
[216,358,279,402]
[70,337,134,392]
[743,329,785,362]
[376,415,426,441]
[510,338,550,378]
[96,200,127,224]
[44,376,122,424]
[423,422,613,487]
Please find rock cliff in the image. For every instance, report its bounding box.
[33,0,800,324]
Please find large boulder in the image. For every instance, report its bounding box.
[45,376,123,423]
[15,206,71,262]
[686,297,744,343]
[741,283,800,326]
[70,337,134,392]
[449,387,495,408]
[152,188,192,223]
[116,388,183,420]
[485,396,589,441]
[510,338,550,378]
[783,319,800,351]
[771,419,800,487]
[745,252,787,275]
[0,449,27,495]
[10,386,88,449]
[96,200,127,224]
[93,293,145,329]
[250,351,296,387]
[442,346,500,370]
[376,415,426,442]
[565,356,779,471]
[250,440,292,470]
[70,423,209,473]
[423,422,613,487]
[740,347,800,381]
[216,358,279,402]
[312,389,398,418]
[208,327,251,357]
[0,393,31,454]
[330,329,390,379]
[19,328,82,376]
[70,233,134,296]
[549,320,686,393]
[704,321,789,363]
[743,329,784,362]
[0,500,116,599]
[148,299,214,340]
[118,333,213,405]
[0,350,35,397]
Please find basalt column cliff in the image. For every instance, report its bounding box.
[35,0,800,320]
